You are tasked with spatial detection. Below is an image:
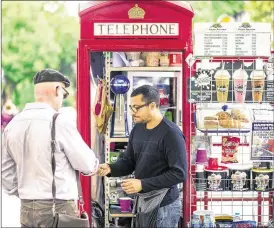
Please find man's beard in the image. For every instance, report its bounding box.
[134,117,149,124]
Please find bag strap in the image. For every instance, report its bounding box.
[51,113,84,215]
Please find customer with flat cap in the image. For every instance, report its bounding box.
[2,69,99,227]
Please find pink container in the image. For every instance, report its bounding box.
[196,148,208,164]
[119,197,132,212]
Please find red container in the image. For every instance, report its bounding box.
[169,52,182,66]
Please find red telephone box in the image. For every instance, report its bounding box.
[77,1,194,226]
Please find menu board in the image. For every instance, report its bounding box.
[251,122,274,160]
[194,23,271,57]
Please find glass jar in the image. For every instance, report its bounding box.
[160,52,170,67]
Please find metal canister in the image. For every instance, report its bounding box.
[251,168,274,191]
[227,164,252,191]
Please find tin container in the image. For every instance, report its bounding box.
[205,166,229,191]
[227,164,252,191]
[251,168,274,191]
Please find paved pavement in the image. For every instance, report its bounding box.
[1,189,21,227]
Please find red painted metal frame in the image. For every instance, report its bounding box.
[190,55,273,224]
[77,40,192,227]
[77,2,194,227]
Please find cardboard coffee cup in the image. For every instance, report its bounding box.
[250,70,266,102]
[214,69,231,103]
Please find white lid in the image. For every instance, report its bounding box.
[194,210,214,216]
[201,59,211,70]
[255,59,264,70]
[196,164,205,171]
[226,164,252,170]
[214,69,231,79]
[250,70,266,79]
[232,68,248,79]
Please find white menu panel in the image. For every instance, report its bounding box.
[194,23,271,57]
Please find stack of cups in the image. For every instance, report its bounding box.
[195,148,207,191]
[196,164,206,191]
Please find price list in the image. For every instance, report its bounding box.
[194,23,271,57]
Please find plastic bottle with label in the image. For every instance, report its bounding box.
[203,214,214,228]
[191,214,201,228]
[233,212,241,222]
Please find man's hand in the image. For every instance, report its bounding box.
[97,163,111,176]
[121,179,142,194]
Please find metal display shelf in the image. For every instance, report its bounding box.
[106,138,129,143]
[110,66,182,72]
[109,208,135,218]
[188,56,274,227]
[104,52,135,227]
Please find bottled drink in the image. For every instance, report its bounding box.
[191,214,201,228]
[233,212,241,222]
[203,214,214,228]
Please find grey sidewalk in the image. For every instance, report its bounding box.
[1,189,21,227]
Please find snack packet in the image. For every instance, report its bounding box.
[221,136,240,163]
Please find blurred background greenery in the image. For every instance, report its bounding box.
[2,1,273,110]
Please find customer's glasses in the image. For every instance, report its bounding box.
[129,102,152,113]
[57,86,69,99]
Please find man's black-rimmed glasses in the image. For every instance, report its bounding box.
[129,102,152,113]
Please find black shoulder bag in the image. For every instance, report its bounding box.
[51,113,90,227]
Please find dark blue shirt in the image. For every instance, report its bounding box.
[109,117,188,206]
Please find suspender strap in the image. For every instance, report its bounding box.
[51,113,84,214]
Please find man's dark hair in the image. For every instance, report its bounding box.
[131,85,160,107]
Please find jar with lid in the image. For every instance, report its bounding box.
[160,52,170,67]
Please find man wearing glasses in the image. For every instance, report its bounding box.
[98,85,187,227]
[2,69,99,227]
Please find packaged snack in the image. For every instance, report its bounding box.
[204,116,219,129]
[221,136,240,163]
[231,109,249,123]
[217,111,243,129]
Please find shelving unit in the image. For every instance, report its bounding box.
[188,56,274,227]
[104,52,133,227]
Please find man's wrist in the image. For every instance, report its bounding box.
[106,163,112,176]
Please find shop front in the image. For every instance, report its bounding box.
[77,1,194,227]
[77,1,274,227]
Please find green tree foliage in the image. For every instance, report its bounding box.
[246,1,274,23]
[2,1,79,109]
[246,1,274,48]
[189,1,245,23]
